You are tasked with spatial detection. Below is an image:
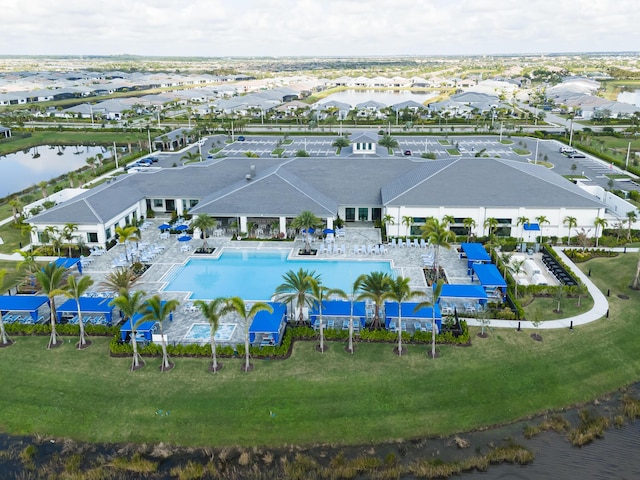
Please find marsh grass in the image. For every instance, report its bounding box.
[109,452,158,473]
[568,409,610,446]
[523,415,571,438]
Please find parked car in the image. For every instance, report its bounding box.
[237,136,245,141]
[147,156,159,163]
[404,150,412,156]
[568,152,585,158]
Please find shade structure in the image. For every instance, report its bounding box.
[384,302,442,331]
[175,224,189,232]
[249,302,287,346]
[158,223,171,231]
[301,228,315,234]
[308,300,367,328]
[177,235,192,242]
[120,318,158,342]
[56,296,115,325]
[323,228,335,234]
[472,263,507,292]
[0,295,49,323]
[53,257,83,274]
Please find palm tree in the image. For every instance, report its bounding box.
[225,297,273,372]
[563,216,577,245]
[0,269,12,346]
[499,252,513,278]
[354,272,392,330]
[110,290,147,370]
[191,214,217,251]
[378,134,399,152]
[442,215,455,227]
[115,225,139,264]
[632,253,640,290]
[331,136,350,152]
[61,223,78,257]
[100,266,139,296]
[61,274,94,348]
[626,210,637,240]
[274,268,320,325]
[180,151,201,164]
[483,217,499,239]
[401,216,414,237]
[194,297,229,372]
[291,210,322,254]
[141,295,179,372]
[516,216,529,242]
[387,276,421,356]
[33,262,67,349]
[594,217,608,247]
[43,225,59,252]
[8,198,23,224]
[414,279,444,359]
[535,215,550,244]
[509,259,526,299]
[463,217,476,242]
[382,213,395,238]
[308,279,346,353]
[420,218,456,281]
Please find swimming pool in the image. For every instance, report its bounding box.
[184,323,236,343]
[162,249,395,300]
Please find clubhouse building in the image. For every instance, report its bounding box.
[27,156,606,246]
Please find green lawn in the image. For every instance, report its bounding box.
[512,148,531,155]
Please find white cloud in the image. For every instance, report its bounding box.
[0,0,639,56]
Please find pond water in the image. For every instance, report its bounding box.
[617,89,640,107]
[0,145,112,197]
[319,89,438,108]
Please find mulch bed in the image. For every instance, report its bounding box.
[76,340,92,350]
[209,362,224,372]
[618,294,629,300]
[530,333,543,342]
[241,363,255,372]
[477,332,489,339]
[316,344,329,353]
[393,346,409,356]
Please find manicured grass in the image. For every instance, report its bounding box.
[446,148,460,155]
[0,255,639,448]
[512,148,531,155]
[521,290,594,321]
[438,139,450,145]
[271,148,285,156]
[499,139,514,145]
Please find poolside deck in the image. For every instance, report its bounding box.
[81,218,475,345]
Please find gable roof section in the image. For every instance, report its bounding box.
[382,158,605,209]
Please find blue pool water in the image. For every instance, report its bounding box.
[163,249,394,300]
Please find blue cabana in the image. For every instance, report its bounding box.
[472,263,507,293]
[0,295,49,322]
[439,284,488,305]
[384,302,442,331]
[57,296,115,325]
[120,317,158,342]
[249,302,287,346]
[54,257,83,274]
[308,300,367,328]
[460,243,491,273]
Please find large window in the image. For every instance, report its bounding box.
[105,227,112,240]
[153,199,163,208]
[358,208,368,221]
[86,232,98,243]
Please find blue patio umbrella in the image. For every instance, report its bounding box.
[302,228,315,234]
[178,235,192,242]
[175,224,189,232]
[323,228,335,234]
[158,223,171,231]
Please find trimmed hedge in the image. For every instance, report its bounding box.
[108,322,470,359]
[4,322,119,337]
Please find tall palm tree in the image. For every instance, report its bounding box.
[115,225,139,264]
[594,217,608,247]
[535,215,550,244]
[141,295,180,372]
[61,223,78,257]
[308,279,346,353]
[194,297,229,372]
[291,210,322,253]
[483,217,499,239]
[463,217,476,242]
[509,259,526,299]
[0,269,12,346]
[33,262,67,349]
[420,218,456,281]
[401,216,414,237]
[354,271,392,330]
[100,266,139,296]
[191,214,217,251]
[110,290,147,370]
[225,297,273,372]
[274,268,320,325]
[387,276,421,356]
[382,213,395,238]
[516,216,529,242]
[414,279,444,359]
[563,216,577,246]
[61,274,94,349]
[626,210,637,240]
[180,151,202,164]
[442,215,455,227]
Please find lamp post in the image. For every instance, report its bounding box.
[534,138,539,165]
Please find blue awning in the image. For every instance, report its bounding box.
[120,319,158,341]
[439,284,488,301]
[523,223,540,231]
[472,263,507,289]
[309,300,367,327]
[57,296,115,324]
[0,295,49,322]
[384,302,441,320]
[54,257,83,274]
[249,302,287,345]
[460,243,491,262]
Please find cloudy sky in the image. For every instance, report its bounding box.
[2,0,638,57]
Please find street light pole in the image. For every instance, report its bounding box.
[534,138,539,165]
[569,118,574,147]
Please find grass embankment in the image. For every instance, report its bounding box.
[0,131,148,156]
[0,255,639,448]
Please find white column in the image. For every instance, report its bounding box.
[326,217,334,229]
[240,216,248,234]
[279,216,287,238]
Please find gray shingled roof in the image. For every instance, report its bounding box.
[382,158,605,208]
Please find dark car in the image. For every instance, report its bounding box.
[237,136,245,141]
[147,156,159,163]
[404,150,412,156]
